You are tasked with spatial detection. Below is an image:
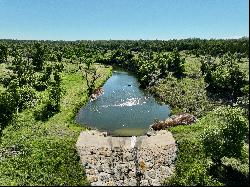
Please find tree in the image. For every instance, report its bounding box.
[0,91,16,135]
[0,44,8,63]
[34,65,53,91]
[47,63,64,111]
[201,53,247,101]
[32,43,46,71]
[201,106,248,166]
[34,63,64,121]
[167,48,185,78]
[80,63,101,95]
[0,52,37,133]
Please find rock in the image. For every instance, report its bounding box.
[91,181,105,186]
[146,130,156,137]
[151,179,161,186]
[124,153,133,161]
[107,179,115,186]
[151,113,197,130]
[88,175,98,182]
[97,165,103,172]
[147,170,156,179]
[86,169,96,175]
[90,87,104,101]
[128,179,137,186]
[99,172,110,181]
[102,132,108,137]
[141,180,149,186]
[128,171,136,178]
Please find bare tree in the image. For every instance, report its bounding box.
[80,63,101,95]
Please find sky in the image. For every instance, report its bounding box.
[0,0,249,40]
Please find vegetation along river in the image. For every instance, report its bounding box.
[76,70,170,136]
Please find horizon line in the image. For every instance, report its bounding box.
[0,36,249,42]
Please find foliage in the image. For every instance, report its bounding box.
[236,84,249,117]
[0,54,37,132]
[34,65,53,91]
[151,74,210,117]
[201,106,249,165]
[1,38,248,58]
[165,139,222,186]
[80,63,101,95]
[0,44,8,63]
[0,92,16,134]
[0,137,90,186]
[136,50,185,87]
[166,48,185,78]
[201,53,247,101]
[34,63,64,121]
[48,64,64,111]
[4,53,36,88]
[32,42,46,71]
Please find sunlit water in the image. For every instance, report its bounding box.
[76,70,170,136]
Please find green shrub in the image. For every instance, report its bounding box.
[201,106,249,165]
[201,53,247,101]
[165,139,222,186]
[0,92,16,133]
[151,75,210,117]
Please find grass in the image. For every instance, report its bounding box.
[0,62,112,185]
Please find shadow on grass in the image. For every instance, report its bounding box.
[208,164,249,186]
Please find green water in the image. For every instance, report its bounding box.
[76,70,170,136]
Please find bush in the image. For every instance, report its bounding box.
[164,139,222,186]
[201,53,247,101]
[0,92,16,133]
[34,65,53,91]
[201,106,249,165]
[151,75,210,117]
[167,48,185,78]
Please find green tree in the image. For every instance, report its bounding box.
[32,43,46,71]
[0,44,8,63]
[201,53,247,101]
[47,63,64,112]
[167,48,185,78]
[201,106,248,165]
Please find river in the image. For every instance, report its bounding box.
[76,70,170,136]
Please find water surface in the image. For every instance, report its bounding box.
[76,70,170,136]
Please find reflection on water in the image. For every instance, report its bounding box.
[76,70,170,136]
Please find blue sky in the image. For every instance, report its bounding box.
[0,0,248,40]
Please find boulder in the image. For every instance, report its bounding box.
[90,87,104,101]
[151,113,197,131]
